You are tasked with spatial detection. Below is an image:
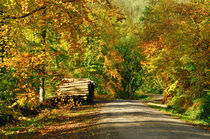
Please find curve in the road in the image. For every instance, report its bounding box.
[93,100,210,139]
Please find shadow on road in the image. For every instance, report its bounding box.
[1,100,209,139]
[4,120,209,139]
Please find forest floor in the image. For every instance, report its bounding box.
[0,103,102,138]
[1,97,210,138]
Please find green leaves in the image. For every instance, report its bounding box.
[0,0,129,110]
[140,0,209,116]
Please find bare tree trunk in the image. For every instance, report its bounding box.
[39,78,45,103]
[39,7,47,103]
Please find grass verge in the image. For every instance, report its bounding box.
[133,93,152,100]
[147,104,210,131]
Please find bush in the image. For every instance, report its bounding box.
[200,94,210,120]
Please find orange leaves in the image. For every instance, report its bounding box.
[142,41,161,56]
[1,0,126,104]
[14,81,39,107]
[140,61,147,65]
[141,0,209,111]
[5,51,47,79]
[111,50,124,62]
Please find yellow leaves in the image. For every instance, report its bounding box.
[111,51,124,62]
[141,0,209,109]
[104,56,109,66]
[8,102,18,109]
[2,0,126,106]
[105,80,121,98]
[1,24,9,32]
[180,55,191,64]
[4,50,48,80]
[15,82,39,107]
[104,56,122,82]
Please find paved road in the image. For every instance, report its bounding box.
[92,100,210,139]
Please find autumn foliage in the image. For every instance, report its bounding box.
[0,0,209,124]
[0,0,127,117]
[140,0,209,119]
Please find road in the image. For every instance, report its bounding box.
[91,100,210,139]
[7,100,209,138]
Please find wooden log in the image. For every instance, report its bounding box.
[59,84,89,88]
[63,78,90,81]
[57,91,89,95]
[61,82,89,85]
[54,78,95,104]
[58,92,87,95]
[59,91,87,94]
[59,90,88,93]
[58,92,89,95]
[62,78,91,83]
[59,87,88,91]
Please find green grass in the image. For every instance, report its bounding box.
[148,105,209,129]
[2,117,45,135]
[133,93,152,100]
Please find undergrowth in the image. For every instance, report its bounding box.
[133,93,152,100]
[148,105,209,130]
[0,104,100,136]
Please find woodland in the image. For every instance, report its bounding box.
[0,0,209,129]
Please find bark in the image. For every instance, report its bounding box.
[4,6,46,20]
[39,7,47,103]
[39,78,45,103]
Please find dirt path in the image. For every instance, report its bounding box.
[90,100,210,139]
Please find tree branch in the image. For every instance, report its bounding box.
[62,0,77,3]
[4,6,46,20]
[103,0,112,8]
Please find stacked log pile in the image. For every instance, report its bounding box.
[46,78,95,106]
[58,78,92,96]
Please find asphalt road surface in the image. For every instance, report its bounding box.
[91,100,210,139]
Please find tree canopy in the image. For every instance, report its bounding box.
[0,0,209,123]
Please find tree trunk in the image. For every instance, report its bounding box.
[39,78,45,103]
[39,7,46,103]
